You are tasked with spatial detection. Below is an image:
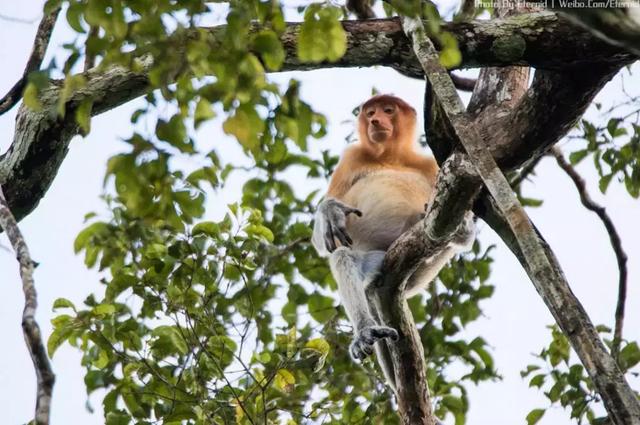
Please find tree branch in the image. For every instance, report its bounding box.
[0,12,634,224]
[552,5,640,56]
[551,146,628,360]
[383,13,640,425]
[0,185,55,425]
[0,6,61,115]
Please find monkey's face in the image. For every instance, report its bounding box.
[362,102,397,143]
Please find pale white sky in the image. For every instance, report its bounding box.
[1,2,639,425]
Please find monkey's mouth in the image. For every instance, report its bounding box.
[369,128,392,141]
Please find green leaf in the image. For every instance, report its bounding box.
[222,105,264,152]
[192,221,220,237]
[66,3,86,33]
[156,115,193,153]
[618,342,640,371]
[194,98,216,129]
[275,368,295,392]
[53,298,76,311]
[252,30,285,70]
[74,222,109,253]
[57,74,86,117]
[529,373,545,388]
[246,224,274,242]
[526,408,545,425]
[439,32,462,68]
[23,82,42,111]
[151,326,188,357]
[93,303,116,316]
[298,5,347,63]
[47,325,73,357]
[569,149,589,165]
[599,174,614,193]
[75,99,93,135]
[308,293,335,323]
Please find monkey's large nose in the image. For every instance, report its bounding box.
[371,118,380,126]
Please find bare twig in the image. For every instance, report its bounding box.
[0,12,39,24]
[0,185,55,425]
[551,146,628,359]
[0,6,61,115]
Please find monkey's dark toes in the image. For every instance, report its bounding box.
[349,325,399,361]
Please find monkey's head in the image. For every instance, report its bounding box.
[358,95,417,158]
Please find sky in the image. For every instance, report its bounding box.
[1,2,639,425]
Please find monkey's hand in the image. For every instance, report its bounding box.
[451,211,476,250]
[350,324,399,361]
[313,198,362,254]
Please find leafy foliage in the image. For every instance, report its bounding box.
[522,325,640,424]
[571,115,640,198]
[35,1,637,424]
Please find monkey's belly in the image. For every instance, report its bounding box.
[342,170,432,251]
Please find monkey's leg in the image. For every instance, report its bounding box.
[405,212,476,297]
[367,297,398,391]
[329,248,399,360]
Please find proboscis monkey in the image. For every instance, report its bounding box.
[312,94,475,387]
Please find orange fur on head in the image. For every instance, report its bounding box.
[357,95,418,160]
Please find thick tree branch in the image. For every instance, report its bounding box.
[0,185,55,425]
[551,146,628,360]
[553,5,640,56]
[0,12,634,224]
[0,6,61,115]
[381,14,640,425]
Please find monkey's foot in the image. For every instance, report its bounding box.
[350,326,399,361]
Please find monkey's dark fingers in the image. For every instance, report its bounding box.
[370,326,399,341]
[349,339,374,361]
[345,207,362,217]
[324,223,337,253]
[333,226,353,247]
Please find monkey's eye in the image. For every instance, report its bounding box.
[384,106,395,114]
[366,110,375,118]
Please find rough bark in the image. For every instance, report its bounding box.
[0,12,635,225]
[553,5,640,56]
[0,186,55,425]
[374,10,640,425]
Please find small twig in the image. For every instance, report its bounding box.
[0,12,39,24]
[0,6,61,115]
[0,185,55,425]
[551,147,628,359]
[450,72,476,92]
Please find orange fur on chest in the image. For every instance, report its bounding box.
[342,169,433,251]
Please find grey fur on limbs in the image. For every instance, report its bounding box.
[329,248,399,360]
